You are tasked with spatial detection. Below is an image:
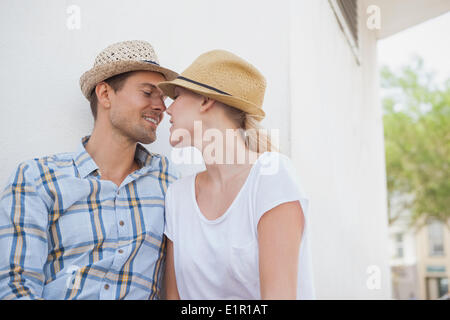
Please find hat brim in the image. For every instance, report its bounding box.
[80,60,178,99]
[158,78,266,119]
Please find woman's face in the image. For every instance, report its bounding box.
[165,86,204,148]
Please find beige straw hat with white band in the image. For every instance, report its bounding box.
[158,50,266,120]
[80,40,178,99]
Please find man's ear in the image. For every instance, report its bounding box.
[96,82,112,109]
[199,96,215,113]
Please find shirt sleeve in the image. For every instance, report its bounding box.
[164,184,174,242]
[165,156,181,185]
[253,153,310,229]
[0,161,49,300]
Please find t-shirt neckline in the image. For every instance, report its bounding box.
[191,152,269,225]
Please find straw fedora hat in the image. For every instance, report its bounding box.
[80,40,178,99]
[158,50,266,119]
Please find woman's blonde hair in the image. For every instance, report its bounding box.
[222,104,277,154]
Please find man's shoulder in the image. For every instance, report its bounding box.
[27,151,75,170]
[11,152,76,180]
[1,152,75,198]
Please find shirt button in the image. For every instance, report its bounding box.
[118,249,124,254]
[104,284,110,290]
[119,220,125,226]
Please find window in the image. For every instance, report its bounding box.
[439,278,449,298]
[329,0,360,63]
[426,277,448,299]
[394,233,404,258]
[336,0,358,46]
[428,220,445,256]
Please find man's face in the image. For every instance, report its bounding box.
[108,71,167,144]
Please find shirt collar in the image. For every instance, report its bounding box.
[73,135,157,179]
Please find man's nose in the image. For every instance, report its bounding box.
[151,100,166,112]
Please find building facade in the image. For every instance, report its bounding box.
[389,215,450,299]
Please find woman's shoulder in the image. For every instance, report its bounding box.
[254,151,294,177]
[253,151,308,197]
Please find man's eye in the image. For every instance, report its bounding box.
[143,91,152,96]
[173,95,179,100]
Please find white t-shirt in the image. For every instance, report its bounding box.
[164,152,315,299]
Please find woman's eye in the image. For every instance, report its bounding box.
[143,91,151,96]
[173,95,179,100]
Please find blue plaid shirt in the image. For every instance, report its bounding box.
[0,136,179,300]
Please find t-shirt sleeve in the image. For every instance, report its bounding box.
[164,184,175,241]
[253,153,310,228]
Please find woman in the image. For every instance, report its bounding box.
[158,50,315,299]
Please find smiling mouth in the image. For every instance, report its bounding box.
[143,116,158,126]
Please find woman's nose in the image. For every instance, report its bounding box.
[165,104,172,116]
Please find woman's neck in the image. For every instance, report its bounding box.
[199,127,259,186]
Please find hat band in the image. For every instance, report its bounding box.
[142,60,160,66]
[177,76,231,96]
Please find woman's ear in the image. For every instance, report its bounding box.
[199,96,215,112]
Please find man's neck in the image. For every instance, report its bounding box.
[85,128,140,187]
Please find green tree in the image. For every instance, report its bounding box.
[382,57,450,228]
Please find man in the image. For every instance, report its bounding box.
[0,40,179,299]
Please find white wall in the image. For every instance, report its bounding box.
[289,0,392,298]
[0,0,290,180]
[0,0,392,298]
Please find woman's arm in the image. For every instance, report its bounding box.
[257,200,305,299]
[164,239,180,300]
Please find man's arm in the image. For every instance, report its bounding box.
[0,161,49,300]
[258,200,304,299]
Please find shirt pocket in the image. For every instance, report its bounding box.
[229,239,259,286]
[141,205,165,237]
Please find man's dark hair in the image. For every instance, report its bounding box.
[88,71,136,120]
